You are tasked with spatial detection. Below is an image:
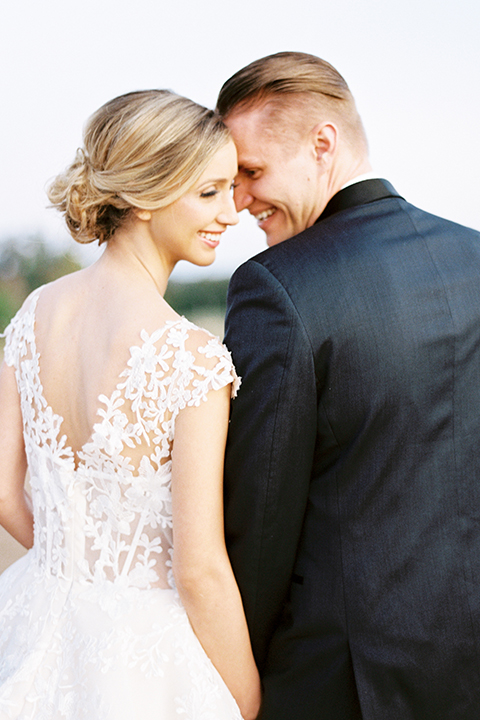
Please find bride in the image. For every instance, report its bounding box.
[0,90,261,719]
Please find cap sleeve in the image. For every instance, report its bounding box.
[158,320,241,413]
[1,315,19,367]
[195,335,241,401]
[1,288,42,368]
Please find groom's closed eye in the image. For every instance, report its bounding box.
[242,169,260,179]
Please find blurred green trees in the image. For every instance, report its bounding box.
[0,237,228,335]
[0,238,82,331]
[165,279,228,318]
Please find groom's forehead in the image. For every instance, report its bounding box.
[227,109,309,171]
[227,102,297,144]
[228,97,292,128]
[228,97,313,147]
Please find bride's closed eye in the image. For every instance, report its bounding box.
[200,182,237,198]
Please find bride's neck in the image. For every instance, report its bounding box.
[94,222,173,297]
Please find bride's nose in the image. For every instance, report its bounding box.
[218,194,239,226]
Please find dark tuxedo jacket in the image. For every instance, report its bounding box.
[224,180,480,719]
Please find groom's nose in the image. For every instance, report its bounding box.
[233,179,254,212]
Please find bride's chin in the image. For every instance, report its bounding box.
[193,253,217,267]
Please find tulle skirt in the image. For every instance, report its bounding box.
[0,552,242,719]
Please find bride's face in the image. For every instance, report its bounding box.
[145,140,239,270]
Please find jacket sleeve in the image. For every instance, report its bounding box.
[224,259,318,670]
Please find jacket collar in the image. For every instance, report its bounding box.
[316,179,403,223]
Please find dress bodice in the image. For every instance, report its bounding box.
[3,287,239,595]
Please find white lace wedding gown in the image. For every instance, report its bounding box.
[0,287,243,720]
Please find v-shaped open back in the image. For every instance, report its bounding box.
[28,289,162,473]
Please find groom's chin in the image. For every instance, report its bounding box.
[266,230,290,247]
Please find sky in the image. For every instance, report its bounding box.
[0,0,479,281]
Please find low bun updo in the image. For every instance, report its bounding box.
[47,90,231,245]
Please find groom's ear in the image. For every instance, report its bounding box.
[311,122,338,166]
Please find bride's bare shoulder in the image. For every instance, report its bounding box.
[11,271,83,321]
[34,268,178,324]
[30,268,88,303]
[26,269,212,359]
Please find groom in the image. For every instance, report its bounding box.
[218,52,480,719]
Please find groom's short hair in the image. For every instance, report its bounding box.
[216,51,368,151]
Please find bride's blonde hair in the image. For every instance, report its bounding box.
[48,90,231,245]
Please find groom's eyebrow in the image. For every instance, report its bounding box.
[238,159,260,170]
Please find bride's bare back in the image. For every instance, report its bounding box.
[34,264,179,463]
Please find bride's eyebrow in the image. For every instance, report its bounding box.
[198,177,231,186]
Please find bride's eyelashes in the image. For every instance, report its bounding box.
[200,181,237,199]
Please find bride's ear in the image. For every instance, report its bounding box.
[132,207,152,221]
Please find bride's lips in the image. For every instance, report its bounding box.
[198,231,223,248]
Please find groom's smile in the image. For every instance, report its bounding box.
[254,207,277,225]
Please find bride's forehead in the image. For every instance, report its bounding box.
[196,142,238,183]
